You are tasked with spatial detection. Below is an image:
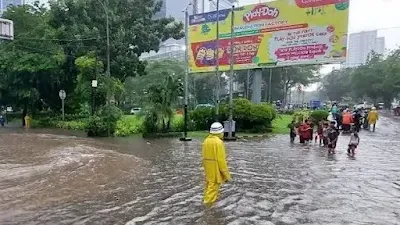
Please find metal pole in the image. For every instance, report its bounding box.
[215,0,220,117]
[97,0,110,77]
[92,54,98,116]
[228,5,235,139]
[180,4,192,141]
[246,69,250,99]
[106,2,110,77]
[268,68,272,103]
[62,99,65,121]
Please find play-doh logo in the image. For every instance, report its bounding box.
[243,4,280,22]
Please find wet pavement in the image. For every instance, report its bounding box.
[0,115,399,225]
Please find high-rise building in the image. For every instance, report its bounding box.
[345,30,386,68]
[154,0,197,21]
[376,37,385,55]
[1,0,24,15]
[143,0,237,62]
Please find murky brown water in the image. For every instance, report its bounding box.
[0,115,400,225]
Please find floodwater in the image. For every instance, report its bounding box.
[0,116,400,225]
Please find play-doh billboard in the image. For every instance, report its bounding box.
[188,0,349,73]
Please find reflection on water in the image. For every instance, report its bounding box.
[0,116,400,225]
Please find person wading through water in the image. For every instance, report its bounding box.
[202,122,231,206]
[368,107,379,132]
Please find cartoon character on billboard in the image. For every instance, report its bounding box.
[201,24,211,35]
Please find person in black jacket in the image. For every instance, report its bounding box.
[353,109,362,132]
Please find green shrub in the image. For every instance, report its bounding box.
[77,103,91,118]
[86,116,108,137]
[220,98,277,133]
[278,109,295,115]
[293,110,310,125]
[188,107,216,131]
[141,109,159,135]
[115,115,142,136]
[310,110,329,123]
[86,105,123,137]
[171,115,185,132]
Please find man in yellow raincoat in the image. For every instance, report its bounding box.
[202,122,231,206]
[367,107,379,132]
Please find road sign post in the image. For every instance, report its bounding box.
[59,90,66,121]
[0,18,14,40]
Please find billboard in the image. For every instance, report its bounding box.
[188,0,349,73]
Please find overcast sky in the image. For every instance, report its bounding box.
[239,0,400,49]
[237,0,400,90]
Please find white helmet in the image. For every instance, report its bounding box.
[210,122,224,134]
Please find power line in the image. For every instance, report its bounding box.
[14,37,104,42]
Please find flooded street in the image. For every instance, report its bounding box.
[1,116,400,225]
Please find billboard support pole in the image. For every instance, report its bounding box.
[180,4,192,142]
[215,0,220,118]
[268,68,272,103]
[227,5,236,140]
[246,69,250,99]
[252,69,262,104]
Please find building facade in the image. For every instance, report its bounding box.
[345,30,385,68]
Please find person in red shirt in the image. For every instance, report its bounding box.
[299,120,311,144]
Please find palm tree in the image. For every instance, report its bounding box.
[145,73,183,133]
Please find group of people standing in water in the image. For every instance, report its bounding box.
[288,103,380,154]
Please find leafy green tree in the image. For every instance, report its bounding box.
[0,3,64,111]
[320,68,352,101]
[124,59,185,104]
[319,48,400,106]
[48,0,184,81]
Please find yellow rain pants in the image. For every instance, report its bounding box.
[202,134,231,205]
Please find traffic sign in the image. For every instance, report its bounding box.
[0,18,13,40]
[59,90,66,100]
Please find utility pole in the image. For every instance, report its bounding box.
[96,0,110,77]
[106,0,110,77]
[180,2,192,142]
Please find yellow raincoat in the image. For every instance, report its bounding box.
[368,110,379,125]
[202,134,231,205]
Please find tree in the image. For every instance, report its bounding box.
[124,59,185,104]
[48,0,184,81]
[143,73,183,133]
[319,48,400,106]
[320,68,352,101]
[0,3,65,111]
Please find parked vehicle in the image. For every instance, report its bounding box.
[195,104,214,109]
[130,108,141,115]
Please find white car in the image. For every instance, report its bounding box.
[130,108,141,115]
[354,102,373,110]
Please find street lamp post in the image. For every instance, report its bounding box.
[180,2,192,142]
